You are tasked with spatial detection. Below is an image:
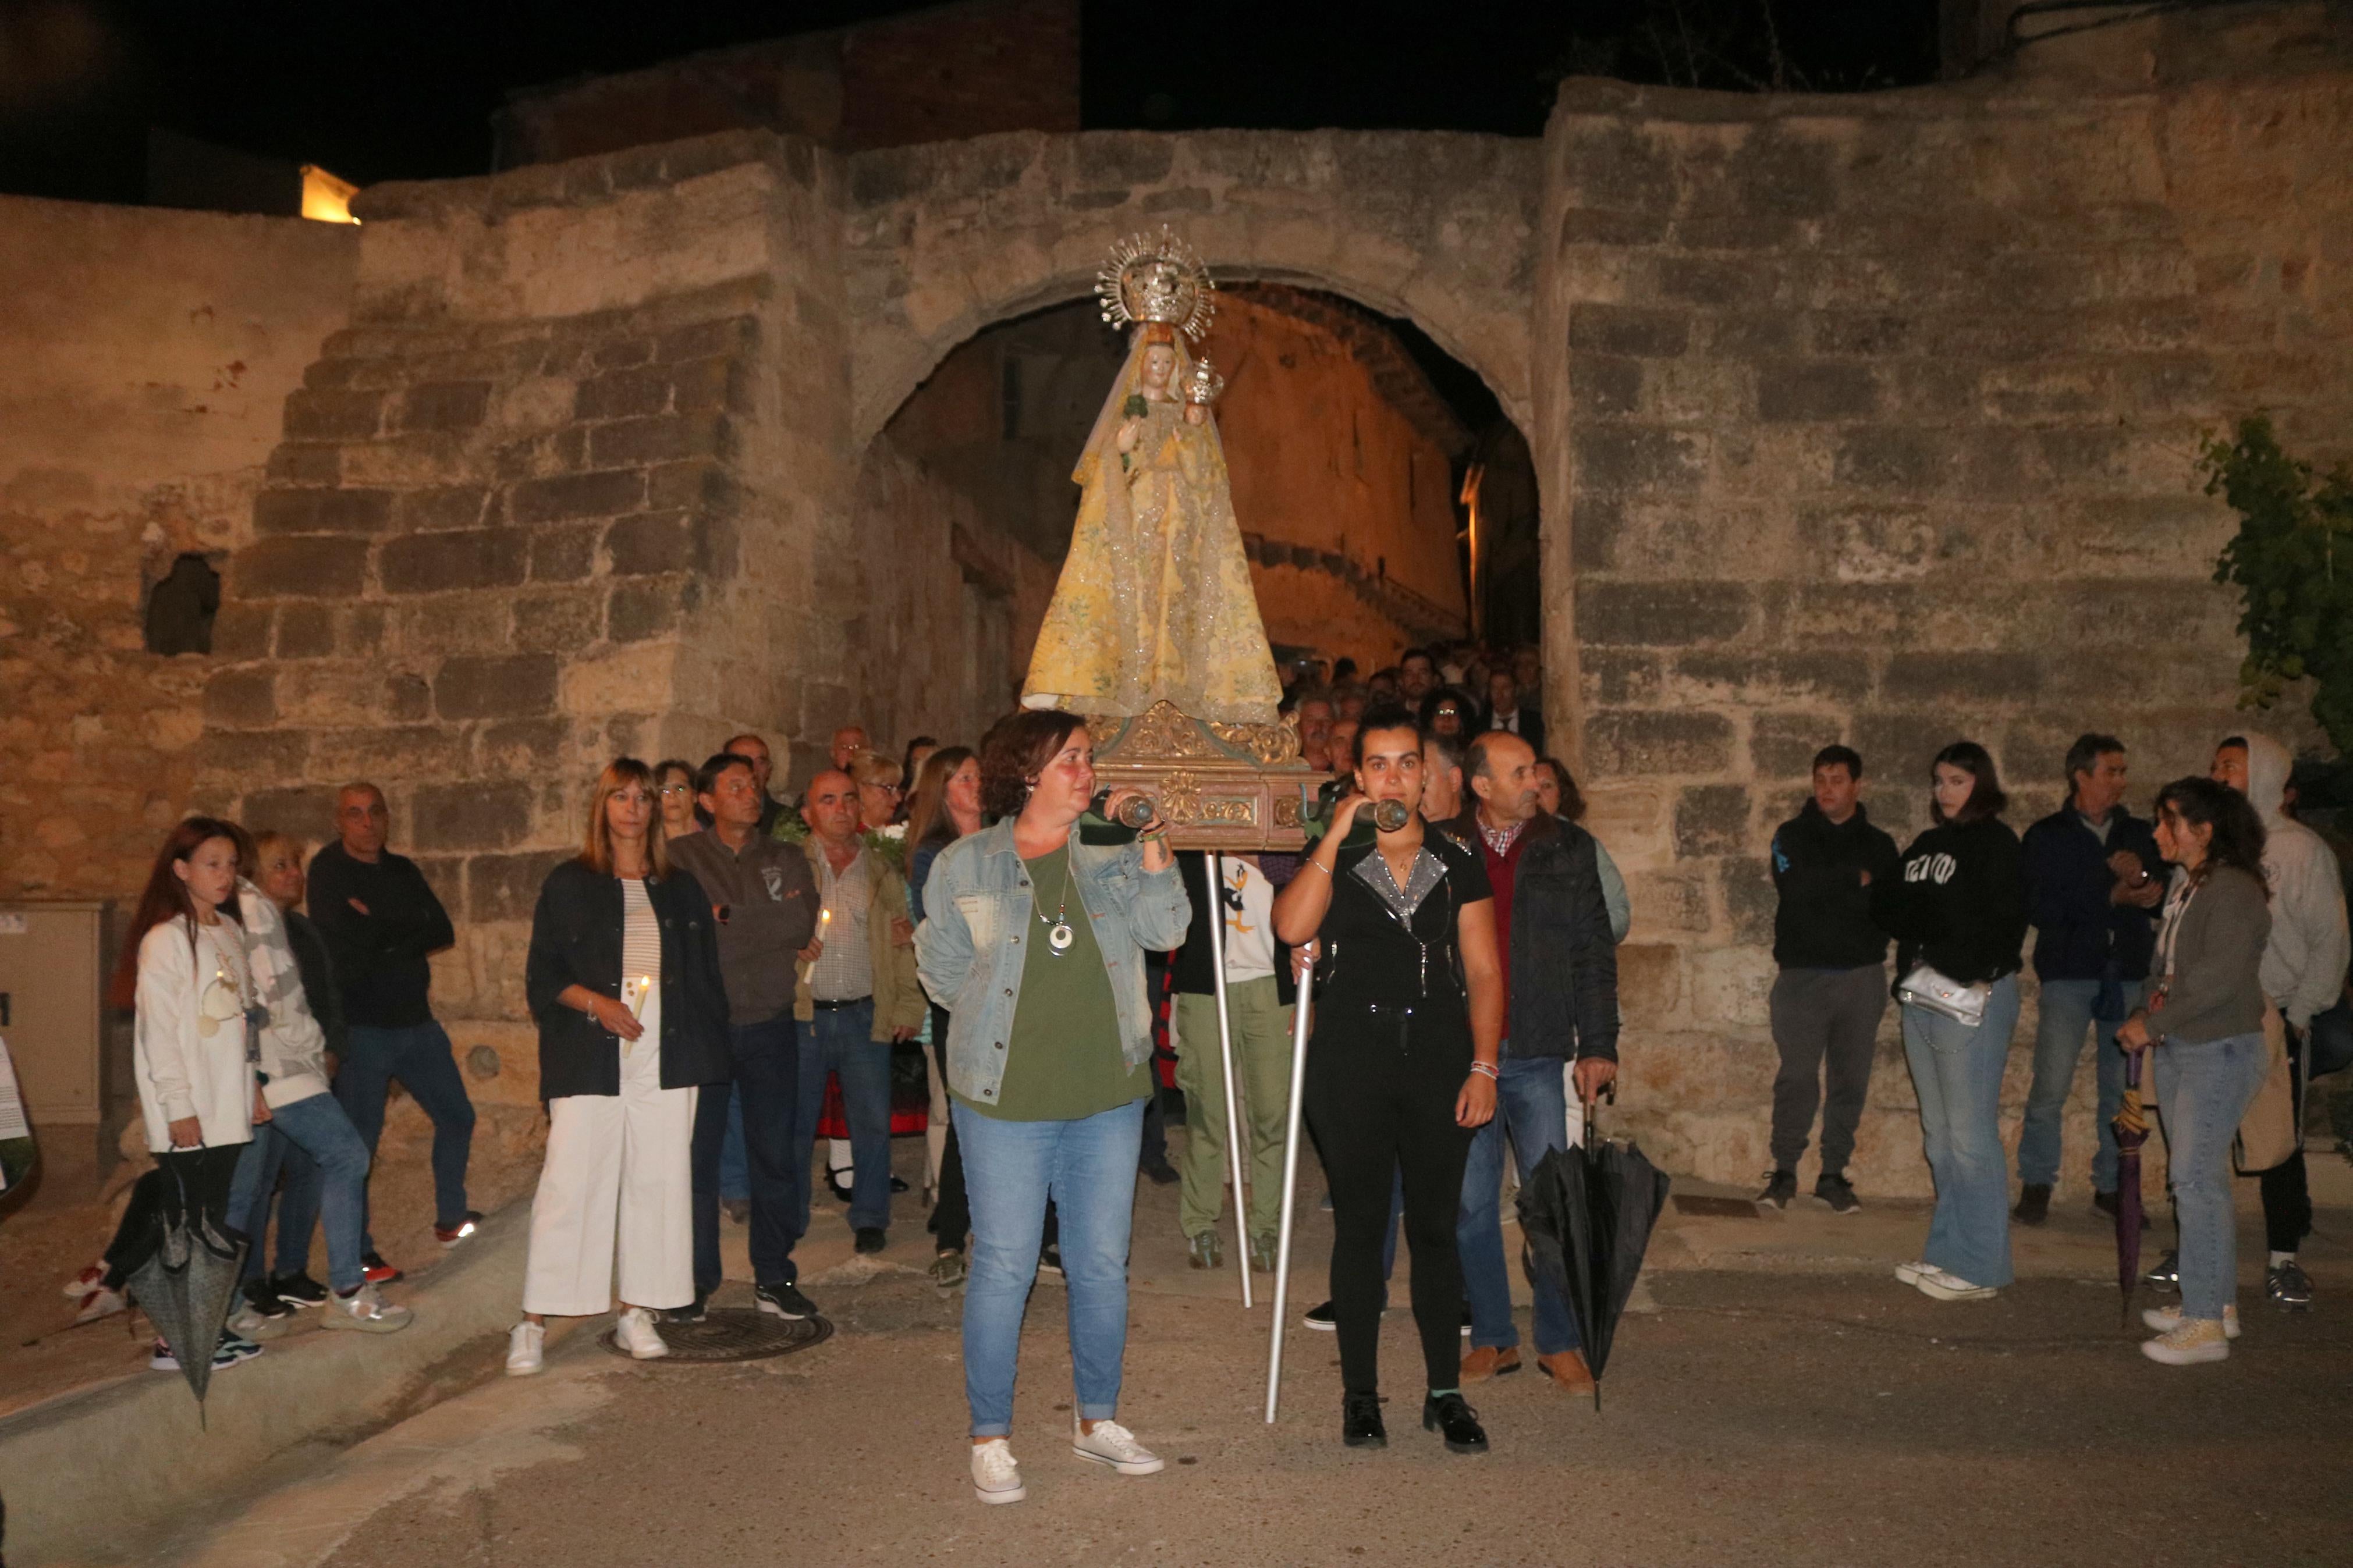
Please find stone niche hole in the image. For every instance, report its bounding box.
[143,552,222,655]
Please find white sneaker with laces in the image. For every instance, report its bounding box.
[1914,1267,1997,1302]
[506,1321,545,1375]
[971,1438,1026,1505]
[2142,1303,2239,1339]
[2141,1316,2231,1364]
[1892,1260,1934,1286]
[321,1282,414,1334]
[228,1304,289,1341]
[614,1306,670,1360]
[1071,1418,1165,1476]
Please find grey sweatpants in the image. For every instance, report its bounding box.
[1768,966,1888,1175]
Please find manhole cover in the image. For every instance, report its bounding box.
[600,1308,833,1363]
[1673,1194,1762,1219]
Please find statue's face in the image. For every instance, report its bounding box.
[1141,343,1176,390]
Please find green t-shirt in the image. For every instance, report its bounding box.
[956,843,1149,1122]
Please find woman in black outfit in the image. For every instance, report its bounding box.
[1273,703,1502,1453]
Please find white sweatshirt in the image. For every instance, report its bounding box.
[134,915,257,1153]
[237,880,333,1110]
[2242,734,2352,1030]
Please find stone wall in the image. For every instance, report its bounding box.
[191,131,856,1103]
[0,198,355,904]
[1540,38,2353,1196]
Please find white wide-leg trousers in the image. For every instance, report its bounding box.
[522,991,697,1316]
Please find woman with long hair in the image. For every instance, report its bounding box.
[507,759,730,1373]
[654,758,702,840]
[1271,702,1503,1454]
[900,736,941,822]
[905,745,983,1285]
[1872,741,2029,1302]
[109,816,271,1371]
[2118,777,2273,1364]
[914,712,1189,1504]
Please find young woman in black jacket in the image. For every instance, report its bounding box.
[507,758,730,1373]
[1871,741,2028,1303]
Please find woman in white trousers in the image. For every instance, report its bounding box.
[509,758,732,1371]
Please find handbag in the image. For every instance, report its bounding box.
[1896,963,1990,1029]
[2233,1004,2299,1175]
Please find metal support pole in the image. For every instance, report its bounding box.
[1204,853,1252,1308]
[1265,951,1314,1422]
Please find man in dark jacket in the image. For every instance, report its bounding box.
[1449,731,1619,1395]
[2014,734,2163,1225]
[310,783,477,1279]
[1760,745,1901,1214]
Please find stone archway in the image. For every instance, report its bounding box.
[840,129,1542,450]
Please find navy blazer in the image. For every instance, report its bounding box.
[524,858,731,1098]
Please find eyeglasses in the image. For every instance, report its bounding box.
[658,784,693,798]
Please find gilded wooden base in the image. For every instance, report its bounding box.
[1083,701,1319,851]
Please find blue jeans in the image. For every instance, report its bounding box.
[232,1131,316,1284]
[334,1020,476,1246]
[2154,1032,2270,1322]
[794,1001,892,1233]
[226,1093,372,1295]
[1901,977,2020,1290]
[1458,1055,1580,1354]
[2018,977,2133,1192]
[693,1014,803,1293]
[954,1097,1143,1437]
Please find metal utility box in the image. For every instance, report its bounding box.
[0,902,108,1126]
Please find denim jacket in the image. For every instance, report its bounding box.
[913,819,1191,1108]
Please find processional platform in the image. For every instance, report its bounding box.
[1084,701,1318,852]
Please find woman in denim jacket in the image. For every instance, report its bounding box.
[914,710,1190,1506]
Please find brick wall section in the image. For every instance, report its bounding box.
[196,133,856,1107]
[1541,56,2353,1196]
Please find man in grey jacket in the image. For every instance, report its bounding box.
[2208,734,2350,1308]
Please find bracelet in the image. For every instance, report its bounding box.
[1301,858,1332,876]
[1470,1061,1499,1080]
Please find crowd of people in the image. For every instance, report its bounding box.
[84,628,2351,1489]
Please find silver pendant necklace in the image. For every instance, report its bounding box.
[1035,847,1077,956]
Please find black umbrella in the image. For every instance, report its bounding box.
[1516,1087,1673,1411]
[118,1159,247,1410]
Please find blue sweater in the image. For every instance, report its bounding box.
[2021,805,2162,983]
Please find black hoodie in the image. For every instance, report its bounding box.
[1770,801,1901,970]
[1871,815,2029,988]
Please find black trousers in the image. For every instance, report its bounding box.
[927,1006,971,1251]
[691,1014,803,1294]
[1304,1000,1473,1398]
[2259,1024,2312,1254]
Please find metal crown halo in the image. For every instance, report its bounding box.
[1096,227,1216,342]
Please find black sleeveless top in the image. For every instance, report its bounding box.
[1315,830,1493,1012]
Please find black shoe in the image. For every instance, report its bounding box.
[1303,1299,1337,1331]
[664,1293,709,1325]
[2013,1183,2052,1226]
[270,1271,329,1308]
[827,1171,853,1203]
[1342,1391,1387,1448]
[1141,1158,1180,1186]
[889,1175,910,1194]
[854,1226,886,1255]
[1422,1392,1488,1455]
[1038,1242,1063,1276]
[360,1251,403,1285]
[756,1281,817,1320]
[1460,1306,1473,1338]
[721,1198,750,1225]
[1757,1169,1797,1210]
[242,1278,296,1319]
[2143,1249,2180,1293]
[1815,1172,1861,1215]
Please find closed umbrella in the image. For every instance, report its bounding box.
[1516,1089,1671,1411]
[118,1160,247,1409]
[2113,1048,2150,1326]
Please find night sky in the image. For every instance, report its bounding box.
[2,0,1940,204]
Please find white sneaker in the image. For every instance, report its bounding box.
[228,1305,289,1342]
[1914,1268,1997,1302]
[2142,1303,2240,1339]
[1892,1260,1934,1286]
[1071,1418,1165,1476]
[971,1438,1027,1505]
[321,1282,414,1334]
[506,1321,545,1375]
[2142,1317,2231,1365]
[614,1306,670,1360]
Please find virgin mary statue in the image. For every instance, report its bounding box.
[1021,232,1282,725]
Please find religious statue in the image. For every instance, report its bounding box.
[1021,229,1283,725]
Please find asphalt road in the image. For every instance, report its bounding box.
[254,1262,2350,1568]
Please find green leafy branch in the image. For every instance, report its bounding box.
[2202,414,2353,752]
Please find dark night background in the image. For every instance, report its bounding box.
[1,1,1941,205]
